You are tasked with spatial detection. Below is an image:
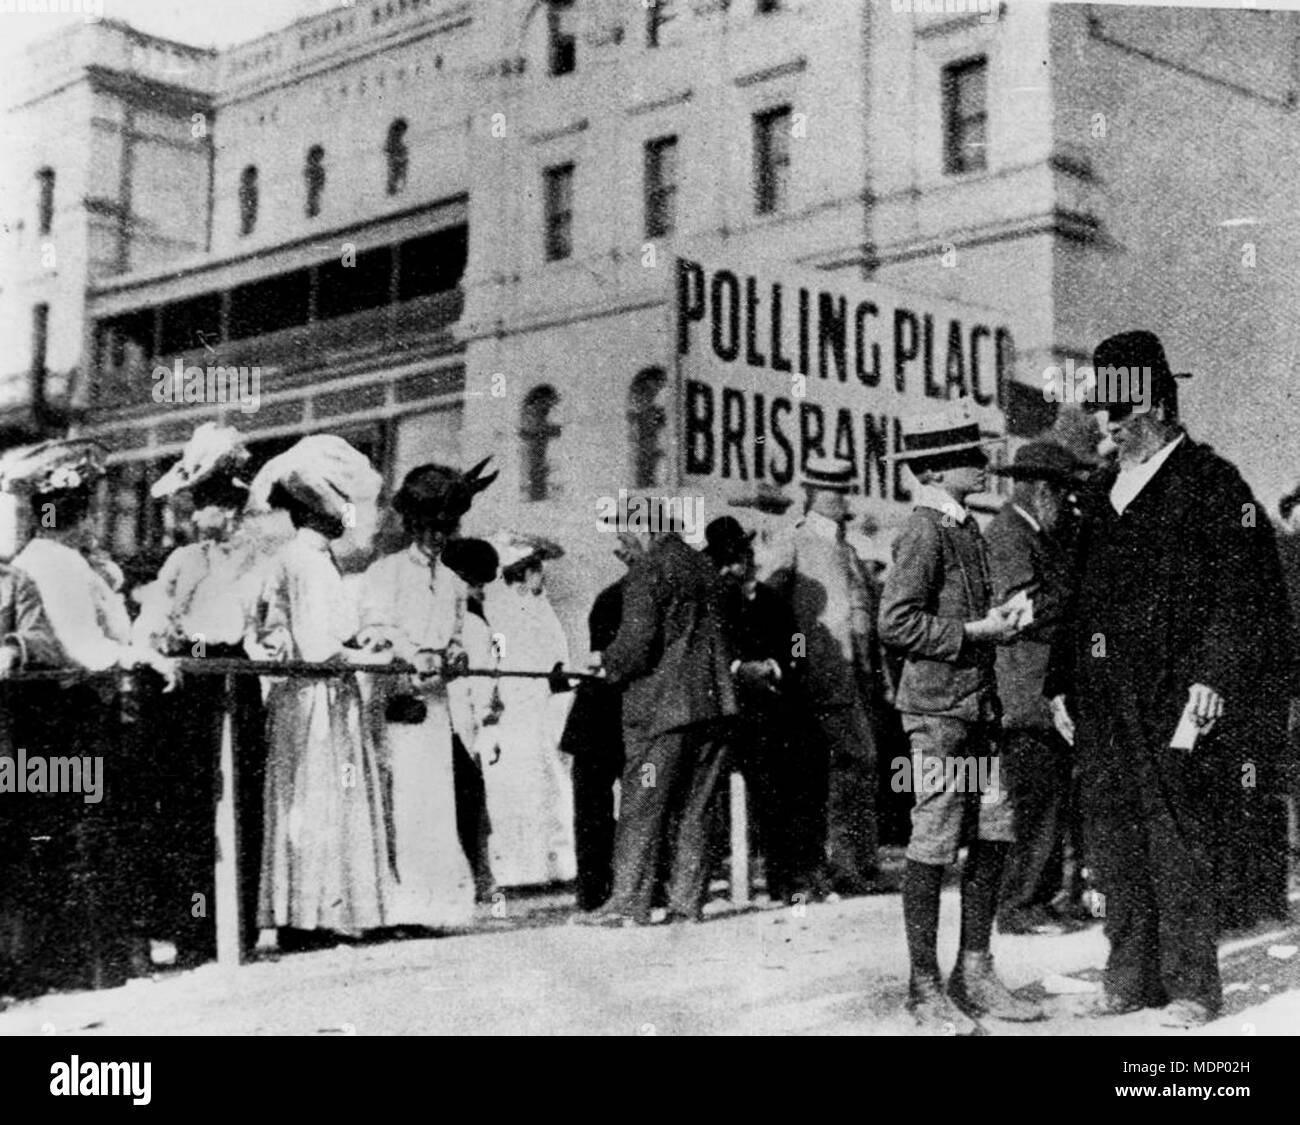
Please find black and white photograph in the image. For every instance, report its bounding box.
[0,0,1297,1087]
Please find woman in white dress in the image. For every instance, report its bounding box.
[478,537,577,888]
[356,459,496,932]
[246,435,388,953]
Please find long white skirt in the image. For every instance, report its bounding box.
[378,698,475,930]
[478,707,577,888]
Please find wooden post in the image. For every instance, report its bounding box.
[729,770,749,905]
[214,672,242,966]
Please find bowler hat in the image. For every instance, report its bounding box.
[992,442,1088,486]
[704,515,756,565]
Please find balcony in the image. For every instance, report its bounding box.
[93,287,464,417]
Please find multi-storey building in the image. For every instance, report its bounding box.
[4,1,1299,651]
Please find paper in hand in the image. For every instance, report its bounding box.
[1170,702,1200,751]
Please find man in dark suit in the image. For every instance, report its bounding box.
[1048,331,1296,1027]
[706,516,807,904]
[559,532,643,911]
[986,442,1086,936]
[574,506,737,926]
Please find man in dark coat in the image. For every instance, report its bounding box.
[1048,330,1295,1027]
[986,442,1086,935]
[558,531,643,911]
[705,516,808,903]
[574,508,737,926]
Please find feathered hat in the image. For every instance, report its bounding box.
[393,457,498,523]
[247,434,382,525]
[0,439,108,497]
[151,422,250,499]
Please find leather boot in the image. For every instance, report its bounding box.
[908,974,983,1036]
[948,951,1045,1022]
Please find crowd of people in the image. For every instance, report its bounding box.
[0,327,1295,1035]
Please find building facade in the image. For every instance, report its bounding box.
[4,1,1300,652]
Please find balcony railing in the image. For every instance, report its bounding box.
[95,288,464,413]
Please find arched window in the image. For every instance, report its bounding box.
[385,119,409,196]
[520,385,561,502]
[36,167,54,236]
[238,165,258,235]
[304,145,325,218]
[627,367,668,488]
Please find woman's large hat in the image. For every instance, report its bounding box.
[490,531,564,572]
[151,422,250,499]
[393,457,498,522]
[0,439,108,496]
[883,399,1003,463]
[247,434,381,523]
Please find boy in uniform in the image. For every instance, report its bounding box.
[879,402,1045,1034]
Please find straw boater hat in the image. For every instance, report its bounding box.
[151,423,250,499]
[393,458,497,523]
[0,439,108,497]
[883,399,1003,463]
[247,434,382,524]
[801,452,856,493]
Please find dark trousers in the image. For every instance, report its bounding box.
[1086,761,1222,1011]
[607,722,729,919]
[572,747,622,911]
[451,735,493,899]
[998,727,1071,922]
[814,701,879,891]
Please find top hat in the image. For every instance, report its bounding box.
[800,453,855,493]
[394,457,497,523]
[0,439,108,497]
[992,441,1088,487]
[152,423,250,499]
[704,515,756,565]
[884,399,1003,463]
[1086,330,1190,419]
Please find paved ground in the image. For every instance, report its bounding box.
[2,884,1296,1037]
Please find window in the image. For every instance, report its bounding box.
[942,57,988,174]
[753,105,792,215]
[36,167,54,236]
[543,163,574,262]
[31,303,49,372]
[304,145,326,217]
[628,368,669,488]
[646,0,676,47]
[644,136,678,239]
[520,385,561,502]
[238,165,258,235]
[547,0,577,77]
[385,119,409,196]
